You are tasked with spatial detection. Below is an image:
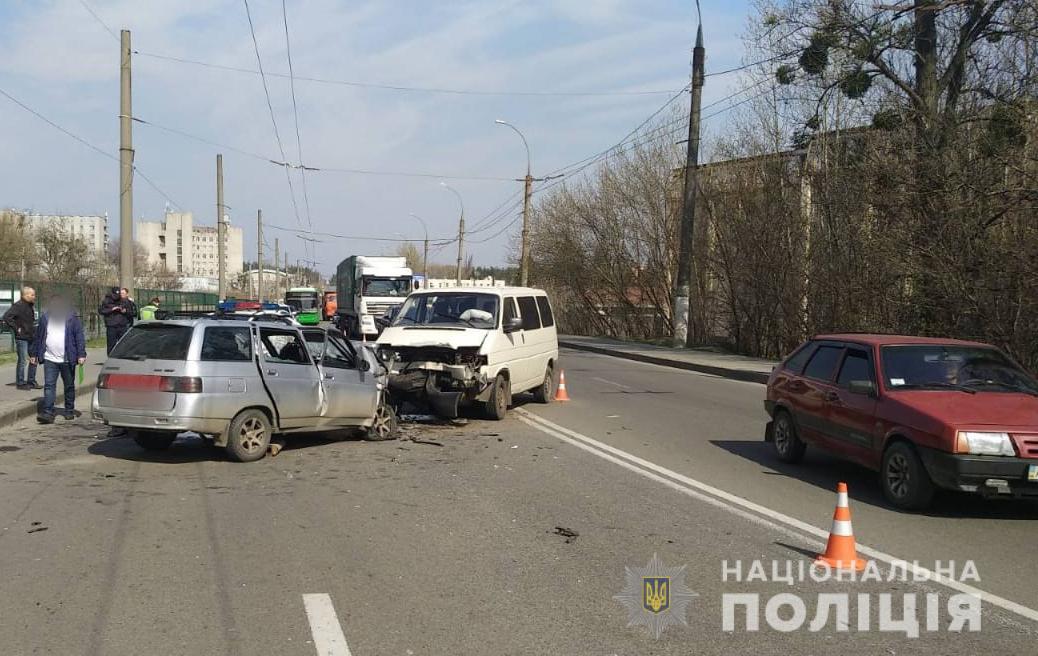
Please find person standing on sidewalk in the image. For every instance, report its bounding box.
[99,286,131,354]
[29,295,86,424]
[2,286,39,390]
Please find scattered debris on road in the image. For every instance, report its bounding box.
[27,521,47,534]
[551,526,579,543]
[269,437,286,457]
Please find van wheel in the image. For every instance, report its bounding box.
[132,430,176,451]
[532,363,554,404]
[365,396,398,441]
[484,375,510,420]
[225,409,272,463]
[881,442,934,511]
[772,411,806,463]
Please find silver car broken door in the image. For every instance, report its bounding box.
[257,326,322,428]
[318,333,378,423]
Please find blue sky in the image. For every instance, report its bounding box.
[0,0,756,274]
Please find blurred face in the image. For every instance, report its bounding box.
[22,287,35,303]
[119,289,129,300]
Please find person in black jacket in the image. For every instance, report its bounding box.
[2,286,39,390]
[99,286,133,354]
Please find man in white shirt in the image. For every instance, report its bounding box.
[29,295,87,424]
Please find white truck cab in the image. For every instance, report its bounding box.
[376,287,559,419]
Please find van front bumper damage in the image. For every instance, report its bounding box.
[380,346,488,418]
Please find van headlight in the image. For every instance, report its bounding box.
[955,431,1016,456]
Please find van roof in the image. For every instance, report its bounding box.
[413,286,547,296]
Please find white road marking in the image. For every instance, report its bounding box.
[592,376,631,389]
[515,408,1038,625]
[303,593,353,656]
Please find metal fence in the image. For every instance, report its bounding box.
[0,280,217,353]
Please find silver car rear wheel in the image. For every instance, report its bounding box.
[226,409,272,462]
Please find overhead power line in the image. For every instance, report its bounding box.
[264,223,456,243]
[134,51,685,97]
[77,0,119,42]
[0,86,182,209]
[242,0,303,231]
[131,115,519,181]
[280,0,315,259]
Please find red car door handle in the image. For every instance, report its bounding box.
[824,391,840,403]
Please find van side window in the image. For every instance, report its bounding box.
[517,296,541,331]
[260,329,310,365]
[535,296,554,327]
[201,326,252,361]
[503,297,518,326]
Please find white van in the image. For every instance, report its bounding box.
[375,287,559,419]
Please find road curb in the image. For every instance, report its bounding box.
[0,382,97,426]
[559,340,770,385]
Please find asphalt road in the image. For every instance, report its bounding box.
[0,347,1035,655]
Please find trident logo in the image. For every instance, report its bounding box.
[643,577,670,613]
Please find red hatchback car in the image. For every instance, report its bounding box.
[765,334,1038,510]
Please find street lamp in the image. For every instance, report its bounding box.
[440,182,465,285]
[409,213,429,284]
[496,119,534,286]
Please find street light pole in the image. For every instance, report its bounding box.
[673,5,706,348]
[495,119,534,287]
[441,183,465,285]
[409,213,429,284]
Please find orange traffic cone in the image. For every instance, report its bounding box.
[554,370,571,402]
[814,482,867,571]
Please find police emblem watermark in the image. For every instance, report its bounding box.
[614,553,697,639]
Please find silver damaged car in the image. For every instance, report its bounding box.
[92,318,396,461]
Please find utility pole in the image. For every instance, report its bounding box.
[441,183,465,285]
[257,210,264,303]
[274,237,280,302]
[672,19,705,348]
[118,29,134,293]
[520,172,533,286]
[284,251,288,290]
[216,154,226,301]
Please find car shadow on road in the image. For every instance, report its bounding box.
[711,439,1038,520]
[88,430,365,464]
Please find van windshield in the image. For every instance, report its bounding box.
[393,293,499,329]
[110,324,193,360]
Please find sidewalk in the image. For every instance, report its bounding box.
[558,335,777,384]
[0,359,104,425]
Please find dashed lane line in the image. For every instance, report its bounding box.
[303,593,353,656]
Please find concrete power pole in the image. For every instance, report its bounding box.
[118,30,134,293]
[519,173,533,286]
[216,154,226,301]
[257,210,264,303]
[274,237,280,303]
[672,22,705,348]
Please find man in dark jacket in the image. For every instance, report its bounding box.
[100,286,133,354]
[29,295,87,423]
[2,286,39,390]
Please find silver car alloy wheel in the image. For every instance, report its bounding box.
[238,417,267,453]
[370,402,393,440]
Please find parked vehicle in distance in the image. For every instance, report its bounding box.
[335,256,414,338]
[322,291,337,321]
[376,287,559,420]
[92,318,395,462]
[765,334,1038,510]
[285,287,321,325]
